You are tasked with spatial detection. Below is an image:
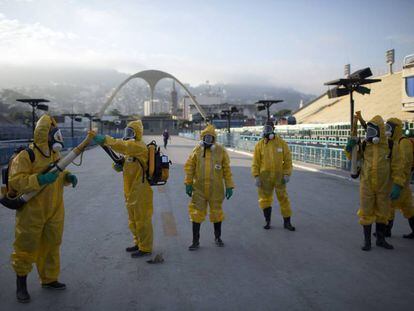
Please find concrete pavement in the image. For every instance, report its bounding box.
[1,136,414,311]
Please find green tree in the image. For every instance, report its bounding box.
[275,109,291,117]
[109,108,123,116]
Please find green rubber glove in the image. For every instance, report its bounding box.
[112,162,123,172]
[65,173,78,188]
[225,188,233,200]
[37,171,59,186]
[390,184,402,200]
[93,134,106,145]
[345,138,357,153]
[185,184,193,197]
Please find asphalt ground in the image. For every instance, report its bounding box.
[1,136,414,311]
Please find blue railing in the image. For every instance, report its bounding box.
[179,131,349,170]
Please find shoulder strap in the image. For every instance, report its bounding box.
[361,140,367,154]
[136,159,146,183]
[25,147,35,163]
[388,139,394,159]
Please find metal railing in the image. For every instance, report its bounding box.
[179,131,349,170]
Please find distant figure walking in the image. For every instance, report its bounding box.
[163,129,170,149]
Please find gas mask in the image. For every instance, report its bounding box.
[262,124,275,140]
[366,122,380,144]
[385,121,396,138]
[48,127,64,152]
[123,127,136,140]
[202,134,215,148]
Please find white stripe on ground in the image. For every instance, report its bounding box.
[227,147,358,183]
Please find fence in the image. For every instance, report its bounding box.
[179,131,350,170]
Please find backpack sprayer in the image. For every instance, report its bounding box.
[0,131,95,210]
[99,141,171,186]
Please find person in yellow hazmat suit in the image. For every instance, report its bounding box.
[251,121,295,231]
[8,115,78,303]
[346,115,404,251]
[184,124,234,250]
[93,120,154,258]
[384,118,414,238]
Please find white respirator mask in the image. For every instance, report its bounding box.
[49,128,64,152]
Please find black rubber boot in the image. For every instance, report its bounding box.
[263,207,272,230]
[214,222,224,247]
[283,217,296,231]
[126,245,139,252]
[16,275,30,303]
[385,219,394,237]
[131,250,152,258]
[361,225,372,251]
[403,217,414,239]
[41,281,66,290]
[375,223,394,249]
[189,222,201,251]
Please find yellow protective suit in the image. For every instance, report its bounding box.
[9,115,71,283]
[184,125,234,223]
[387,118,414,220]
[251,135,293,217]
[103,120,153,252]
[348,115,405,225]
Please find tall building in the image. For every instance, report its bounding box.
[182,96,190,120]
[144,99,170,116]
[171,81,178,115]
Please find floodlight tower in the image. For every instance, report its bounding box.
[220,105,239,147]
[63,113,84,139]
[16,98,50,134]
[221,105,239,133]
[255,100,283,121]
[324,67,381,128]
[84,113,95,130]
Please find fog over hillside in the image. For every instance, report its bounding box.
[0,66,316,115]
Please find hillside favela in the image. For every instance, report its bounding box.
[1,1,414,310]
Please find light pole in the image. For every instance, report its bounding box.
[255,100,283,122]
[324,67,381,128]
[63,113,83,140]
[221,105,239,134]
[16,98,50,134]
[221,105,239,146]
[84,113,95,130]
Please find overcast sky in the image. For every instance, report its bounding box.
[0,0,413,93]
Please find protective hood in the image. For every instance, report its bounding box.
[386,117,403,142]
[127,120,143,141]
[34,114,57,152]
[201,124,217,139]
[367,115,387,145]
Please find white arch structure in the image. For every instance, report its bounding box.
[98,69,207,120]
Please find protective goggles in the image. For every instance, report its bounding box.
[385,122,396,137]
[366,123,379,139]
[203,134,215,145]
[49,127,64,144]
[366,122,381,144]
[123,127,136,140]
[263,125,274,135]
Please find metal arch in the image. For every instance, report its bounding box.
[98,69,207,120]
